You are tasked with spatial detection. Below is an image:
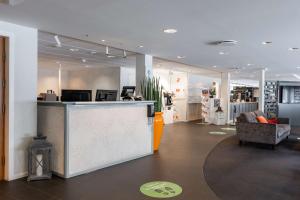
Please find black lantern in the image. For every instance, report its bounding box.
[27,136,53,181]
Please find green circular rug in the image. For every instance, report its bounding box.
[140,181,183,198]
[209,131,227,135]
[221,127,236,131]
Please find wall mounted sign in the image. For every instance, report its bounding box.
[140,181,182,198]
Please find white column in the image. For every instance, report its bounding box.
[58,63,62,100]
[221,72,231,124]
[258,69,265,112]
[136,54,153,95]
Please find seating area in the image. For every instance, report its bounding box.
[1,1,300,200]
[237,111,291,148]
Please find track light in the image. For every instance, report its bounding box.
[105,46,127,58]
[54,35,61,47]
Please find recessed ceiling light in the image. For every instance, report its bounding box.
[219,51,229,55]
[163,29,177,34]
[81,58,87,63]
[247,63,254,66]
[289,47,299,51]
[69,48,79,52]
[177,56,185,59]
[138,45,144,48]
[101,39,106,42]
[262,41,272,45]
[212,65,217,68]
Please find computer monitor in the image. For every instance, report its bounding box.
[121,86,135,98]
[95,90,118,101]
[61,90,92,102]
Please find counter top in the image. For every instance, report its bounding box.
[38,101,155,106]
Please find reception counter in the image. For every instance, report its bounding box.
[37,101,154,178]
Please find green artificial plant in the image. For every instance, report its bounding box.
[140,77,163,112]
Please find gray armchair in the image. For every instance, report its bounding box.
[236,111,291,148]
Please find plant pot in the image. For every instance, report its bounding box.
[153,112,164,151]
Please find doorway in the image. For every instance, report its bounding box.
[0,36,6,180]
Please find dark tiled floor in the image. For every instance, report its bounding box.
[204,135,300,200]
[0,122,233,200]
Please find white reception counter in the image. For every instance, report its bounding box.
[37,101,154,178]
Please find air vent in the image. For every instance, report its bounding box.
[207,40,238,46]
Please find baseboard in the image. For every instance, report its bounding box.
[10,172,28,181]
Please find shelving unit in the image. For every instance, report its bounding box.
[264,81,278,118]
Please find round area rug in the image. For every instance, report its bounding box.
[204,136,300,200]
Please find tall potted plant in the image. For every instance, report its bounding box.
[141,77,164,151]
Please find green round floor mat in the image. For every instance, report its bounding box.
[140,181,183,198]
[209,131,227,135]
[221,127,236,131]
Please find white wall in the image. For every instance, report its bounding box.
[38,68,69,95]
[68,67,120,100]
[0,21,38,180]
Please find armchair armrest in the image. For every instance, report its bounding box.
[277,118,290,125]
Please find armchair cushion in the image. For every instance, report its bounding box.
[239,112,257,123]
[257,116,268,124]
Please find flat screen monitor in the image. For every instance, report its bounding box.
[61,90,92,102]
[95,90,118,101]
[121,86,135,97]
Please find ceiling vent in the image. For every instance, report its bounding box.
[207,40,238,46]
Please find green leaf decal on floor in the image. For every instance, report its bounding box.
[140,181,182,198]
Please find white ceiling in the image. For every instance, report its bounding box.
[1,0,300,81]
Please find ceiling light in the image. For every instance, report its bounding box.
[289,47,299,51]
[219,51,229,55]
[296,67,300,69]
[54,35,62,47]
[262,41,272,45]
[138,45,144,48]
[81,58,87,63]
[177,56,185,59]
[247,63,253,66]
[107,55,116,58]
[212,65,217,68]
[69,48,79,52]
[293,74,300,79]
[101,39,106,42]
[163,29,177,34]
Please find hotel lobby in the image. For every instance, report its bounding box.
[0,1,300,200]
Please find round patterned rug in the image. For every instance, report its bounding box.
[204,135,300,200]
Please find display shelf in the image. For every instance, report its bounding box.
[264,81,278,118]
